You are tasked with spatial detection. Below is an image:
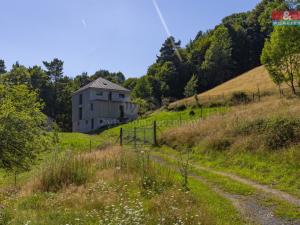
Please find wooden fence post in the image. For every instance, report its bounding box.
[134,127,137,149]
[258,87,261,102]
[179,114,182,126]
[120,128,123,146]
[153,121,157,146]
[90,140,92,152]
[201,106,203,119]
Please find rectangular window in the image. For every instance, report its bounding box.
[96,92,103,96]
[91,103,94,111]
[79,94,83,105]
[79,107,83,120]
[119,93,125,98]
[108,92,112,101]
[91,119,94,130]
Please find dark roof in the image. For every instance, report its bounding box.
[74,77,130,94]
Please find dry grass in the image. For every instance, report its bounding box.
[170,66,288,108]
[22,146,123,194]
[162,96,300,151]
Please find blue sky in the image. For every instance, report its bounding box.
[0,0,260,78]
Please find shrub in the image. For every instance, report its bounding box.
[189,110,195,116]
[265,118,300,150]
[173,105,187,112]
[235,117,300,150]
[34,151,92,192]
[230,91,250,105]
[208,138,232,152]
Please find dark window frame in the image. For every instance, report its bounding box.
[79,107,83,120]
[91,119,94,130]
[79,94,83,105]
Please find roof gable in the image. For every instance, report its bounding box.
[74,77,130,94]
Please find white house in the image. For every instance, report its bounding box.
[72,77,138,133]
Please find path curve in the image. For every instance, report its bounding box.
[192,164,300,207]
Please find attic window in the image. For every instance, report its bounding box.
[103,82,107,85]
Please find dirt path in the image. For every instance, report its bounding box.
[192,164,300,207]
[150,155,300,225]
[162,153,300,207]
[189,174,293,225]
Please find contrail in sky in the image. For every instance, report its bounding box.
[152,0,183,62]
[81,19,87,28]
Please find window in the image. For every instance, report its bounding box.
[91,119,94,130]
[108,92,112,101]
[91,103,94,111]
[99,119,103,124]
[79,94,83,105]
[79,107,83,120]
[96,92,103,96]
[119,93,125,99]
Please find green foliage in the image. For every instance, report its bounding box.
[202,26,233,85]
[91,70,125,84]
[132,98,149,115]
[0,84,49,171]
[0,59,6,74]
[236,117,300,150]
[1,63,31,87]
[261,26,300,94]
[123,77,138,90]
[184,74,198,97]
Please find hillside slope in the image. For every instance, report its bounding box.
[170,65,284,107]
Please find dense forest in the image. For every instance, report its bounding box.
[0,0,288,131]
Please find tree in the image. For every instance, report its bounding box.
[157,36,181,64]
[261,26,300,95]
[1,63,31,87]
[202,26,233,87]
[0,59,6,74]
[43,58,64,83]
[184,74,198,97]
[92,70,125,84]
[0,84,49,172]
[43,58,64,118]
[123,78,138,90]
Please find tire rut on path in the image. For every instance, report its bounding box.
[150,155,300,225]
[164,153,300,207]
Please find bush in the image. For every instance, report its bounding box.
[208,138,232,152]
[34,152,92,192]
[265,118,300,150]
[230,92,250,105]
[172,105,187,112]
[189,110,195,116]
[236,117,300,150]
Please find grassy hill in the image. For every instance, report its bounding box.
[170,66,287,108]
[1,66,300,224]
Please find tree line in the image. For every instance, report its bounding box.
[0,0,293,132]
[130,0,288,109]
[0,59,126,131]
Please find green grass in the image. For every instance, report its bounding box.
[153,146,300,220]
[58,132,104,152]
[189,144,300,198]
[1,148,246,225]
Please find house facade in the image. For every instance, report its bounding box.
[72,77,138,133]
